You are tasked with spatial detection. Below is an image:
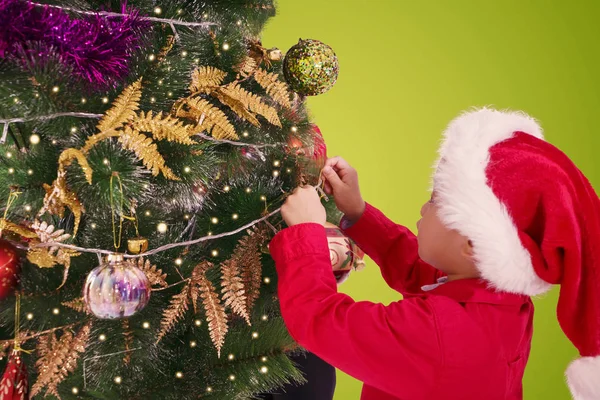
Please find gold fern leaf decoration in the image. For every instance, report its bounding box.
[211,90,260,127]
[157,282,190,343]
[118,126,179,180]
[219,83,282,127]
[221,260,250,325]
[196,262,228,357]
[137,257,168,288]
[253,69,293,109]
[190,66,227,94]
[175,97,238,140]
[134,111,196,145]
[235,56,258,78]
[96,78,142,133]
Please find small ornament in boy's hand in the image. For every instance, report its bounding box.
[324,222,365,284]
[283,39,339,96]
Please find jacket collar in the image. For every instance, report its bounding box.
[424,278,530,305]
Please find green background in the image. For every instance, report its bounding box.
[263,1,599,399]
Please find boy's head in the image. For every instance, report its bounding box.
[429,107,600,399]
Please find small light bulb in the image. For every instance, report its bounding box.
[154,6,162,14]
[190,341,197,348]
[52,140,57,145]
[24,205,32,212]
[273,170,280,177]
[70,127,77,133]
[29,134,40,144]
[261,315,268,321]
[81,98,87,104]
[91,223,97,229]
[34,93,40,98]
[103,158,110,165]
[236,20,242,26]
[27,169,33,175]
[143,184,149,189]
[13,98,19,103]
[207,387,213,392]
[145,211,151,216]
[168,91,173,97]
[211,250,219,257]
[6,152,12,158]
[223,185,231,192]
[286,168,292,174]
[148,54,156,61]
[184,166,191,173]
[260,366,268,374]
[177,9,183,14]
[176,371,183,378]
[273,160,281,167]
[194,58,200,63]
[195,319,202,327]
[184,214,190,220]
[26,313,33,320]
[245,188,251,193]
[175,258,183,265]
[229,375,236,381]
[232,213,239,220]
[264,277,271,284]
[150,97,156,103]
[261,356,268,362]
[52,308,60,315]
[228,354,235,360]
[8,168,14,174]
[203,13,208,18]
[52,86,60,93]
[72,387,79,394]
[99,334,106,342]
[157,222,168,233]
[207,231,213,236]
[242,131,249,138]
[181,51,188,57]
[291,126,298,133]
[158,79,163,85]
[211,217,219,224]
[222,43,230,51]
[260,195,267,201]
[142,321,150,329]
[252,332,259,339]
[114,376,122,384]
[102,97,109,104]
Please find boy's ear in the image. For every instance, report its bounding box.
[462,239,475,258]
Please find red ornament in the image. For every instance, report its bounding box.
[324,222,365,284]
[0,240,20,301]
[286,124,328,169]
[0,350,29,400]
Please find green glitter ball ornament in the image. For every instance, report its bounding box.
[283,39,339,96]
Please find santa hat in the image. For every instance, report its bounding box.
[431,107,600,400]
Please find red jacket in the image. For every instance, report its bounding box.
[269,203,534,400]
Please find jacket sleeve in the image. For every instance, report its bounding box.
[269,223,442,399]
[341,203,443,296]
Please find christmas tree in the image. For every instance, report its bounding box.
[0,0,347,398]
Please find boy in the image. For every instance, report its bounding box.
[269,108,600,399]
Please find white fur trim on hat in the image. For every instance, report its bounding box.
[566,356,600,400]
[431,107,552,296]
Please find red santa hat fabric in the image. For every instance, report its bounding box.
[431,107,600,399]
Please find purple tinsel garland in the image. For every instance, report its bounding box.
[0,0,150,89]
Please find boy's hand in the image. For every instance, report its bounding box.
[322,157,366,223]
[281,186,327,227]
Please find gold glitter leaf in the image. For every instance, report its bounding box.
[61,298,88,313]
[134,111,196,145]
[27,248,57,268]
[220,259,250,325]
[253,69,293,109]
[235,56,258,78]
[0,219,38,239]
[97,78,142,133]
[157,282,190,343]
[118,126,179,180]
[31,322,91,399]
[219,83,281,127]
[211,90,260,127]
[137,257,167,288]
[58,148,93,184]
[175,97,238,140]
[189,66,227,94]
[235,226,267,312]
[40,175,84,237]
[196,263,228,357]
